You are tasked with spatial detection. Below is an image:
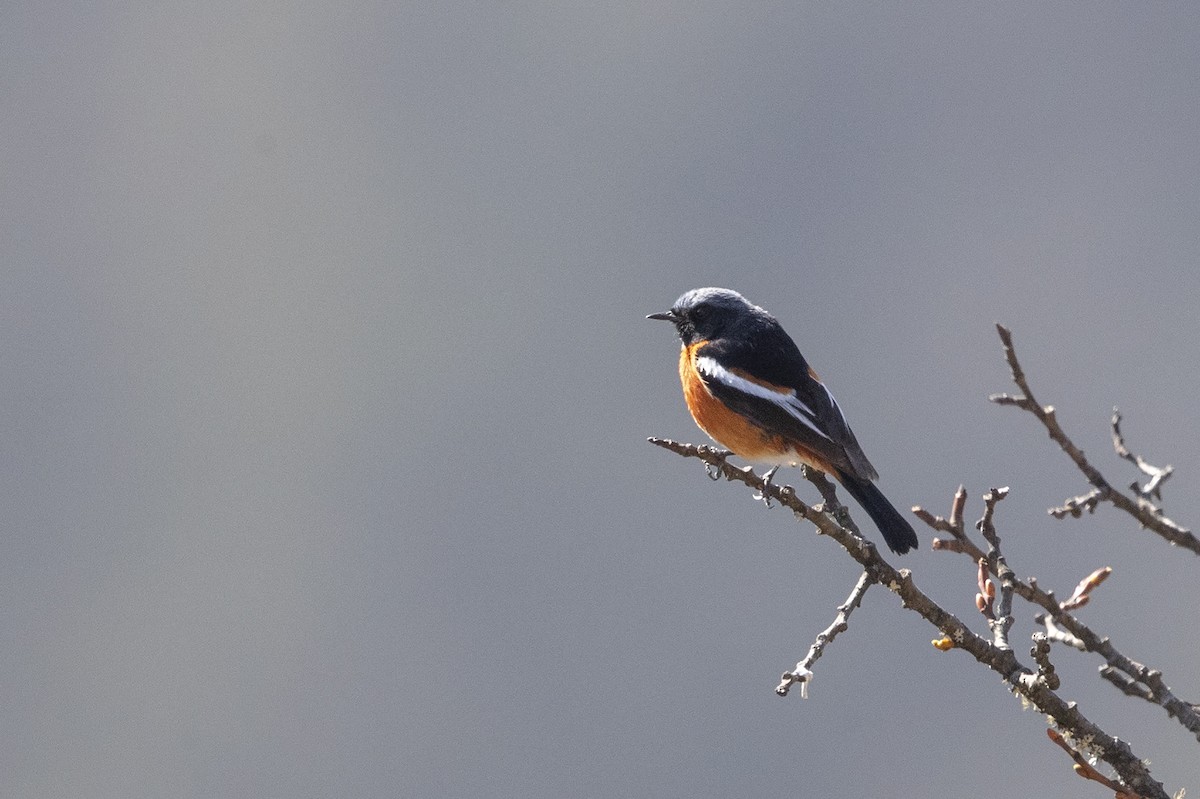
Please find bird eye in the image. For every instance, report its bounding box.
[690,303,711,321]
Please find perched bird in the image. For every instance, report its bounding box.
[649,287,919,555]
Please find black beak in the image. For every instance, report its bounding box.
[647,310,679,322]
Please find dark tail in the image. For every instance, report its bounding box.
[835,471,919,555]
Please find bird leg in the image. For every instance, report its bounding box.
[702,448,731,480]
[754,465,781,506]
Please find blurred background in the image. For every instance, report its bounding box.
[3,3,1198,797]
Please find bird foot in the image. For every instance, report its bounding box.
[703,448,731,480]
[754,465,780,506]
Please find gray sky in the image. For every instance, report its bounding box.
[3,3,1199,797]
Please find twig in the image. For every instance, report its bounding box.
[1112,409,1174,501]
[977,487,1016,650]
[777,571,872,698]
[1100,666,1156,703]
[1047,729,1141,798]
[1034,612,1086,651]
[917,487,1200,743]
[988,324,1199,555]
[1048,488,1105,519]
[920,485,968,552]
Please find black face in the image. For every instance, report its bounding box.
[672,300,719,344]
[648,288,754,345]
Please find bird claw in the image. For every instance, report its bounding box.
[703,448,730,480]
[754,465,780,507]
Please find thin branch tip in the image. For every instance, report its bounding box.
[989,327,1199,555]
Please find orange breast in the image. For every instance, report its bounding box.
[678,343,831,470]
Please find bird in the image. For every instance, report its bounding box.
[648,287,919,555]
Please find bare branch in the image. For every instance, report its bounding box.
[988,324,1199,555]
[801,467,865,536]
[917,485,973,553]
[917,486,1200,743]
[1112,409,1174,501]
[1101,666,1156,702]
[1048,488,1106,519]
[648,437,1170,798]
[977,487,1017,650]
[1100,670,1200,734]
[777,571,872,698]
[977,485,1010,551]
[1035,612,1087,650]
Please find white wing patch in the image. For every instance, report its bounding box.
[694,355,832,441]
